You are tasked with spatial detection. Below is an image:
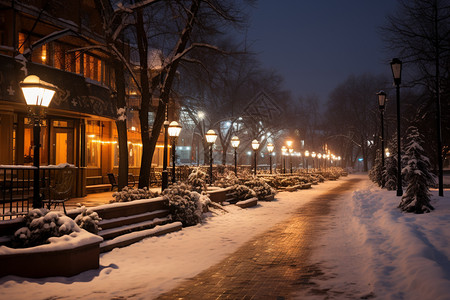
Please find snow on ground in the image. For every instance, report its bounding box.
[1,174,450,300]
[295,176,450,300]
[0,177,345,300]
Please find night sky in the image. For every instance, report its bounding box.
[246,0,399,103]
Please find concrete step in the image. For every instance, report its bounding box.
[99,216,172,240]
[99,209,169,230]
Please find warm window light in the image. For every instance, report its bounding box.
[267,143,274,153]
[231,136,240,148]
[130,126,136,131]
[251,139,260,151]
[385,148,390,157]
[205,129,218,144]
[41,44,47,62]
[168,121,182,138]
[20,75,57,107]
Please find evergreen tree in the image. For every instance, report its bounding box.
[369,149,384,186]
[398,126,435,213]
[383,135,398,191]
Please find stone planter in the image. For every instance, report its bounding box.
[207,188,227,203]
[0,230,103,278]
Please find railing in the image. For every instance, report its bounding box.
[0,165,76,220]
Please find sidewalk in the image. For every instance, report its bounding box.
[156,177,362,299]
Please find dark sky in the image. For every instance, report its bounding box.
[246,0,399,103]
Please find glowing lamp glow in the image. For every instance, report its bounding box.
[205,129,218,144]
[20,75,57,107]
[168,121,182,137]
[267,143,274,153]
[231,136,240,148]
[251,139,260,151]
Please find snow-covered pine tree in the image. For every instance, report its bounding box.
[383,134,398,191]
[369,149,384,186]
[398,126,435,213]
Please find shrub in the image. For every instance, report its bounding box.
[215,170,240,188]
[74,206,102,234]
[187,168,207,193]
[111,186,158,203]
[162,183,211,227]
[243,178,276,200]
[12,208,79,248]
[228,184,256,203]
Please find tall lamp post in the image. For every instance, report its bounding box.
[231,136,240,175]
[311,152,316,170]
[305,150,310,173]
[20,75,57,209]
[391,58,403,196]
[251,139,260,176]
[288,148,293,173]
[205,129,218,184]
[267,143,274,174]
[377,90,387,187]
[318,153,322,170]
[281,146,287,174]
[168,121,182,184]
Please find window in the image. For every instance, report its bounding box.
[86,120,101,168]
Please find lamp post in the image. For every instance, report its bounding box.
[205,129,218,184]
[311,152,316,170]
[251,139,260,176]
[267,143,274,174]
[168,121,182,184]
[281,146,287,174]
[231,136,240,175]
[318,153,322,170]
[305,150,310,173]
[390,58,403,196]
[20,75,57,209]
[288,148,293,174]
[377,90,387,187]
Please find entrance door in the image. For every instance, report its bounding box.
[51,120,74,165]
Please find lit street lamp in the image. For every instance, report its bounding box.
[288,148,293,174]
[305,150,310,173]
[168,121,182,184]
[205,129,218,184]
[311,152,316,170]
[377,90,387,187]
[281,146,287,174]
[20,75,57,208]
[251,139,260,176]
[267,143,274,174]
[231,136,240,175]
[318,153,322,170]
[390,58,403,196]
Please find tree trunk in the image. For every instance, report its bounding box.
[114,59,128,189]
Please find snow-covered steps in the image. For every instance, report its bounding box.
[99,210,169,230]
[99,216,171,240]
[99,222,182,253]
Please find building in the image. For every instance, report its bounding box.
[0,0,171,197]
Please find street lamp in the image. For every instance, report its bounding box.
[168,121,182,184]
[281,146,287,174]
[251,139,260,176]
[267,143,274,174]
[20,75,57,209]
[318,153,322,170]
[288,148,293,174]
[377,90,387,187]
[205,129,218,184]
[311,152,316,170]
[390,58,403,196]
[305,150,310,173]
[231,136,240,175]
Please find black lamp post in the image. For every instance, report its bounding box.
[377,90,387,187]
[281,146,287,174]
[205,129,217,184]
[20,75,57,209]
[267,143,274,174]
[311,152,316,170]
[390,58,403,196]
[251,139,260,176]
[168,121,182,184]
[305,150,310,173]
[289,148,293,173]
[161,119,169,191]
[231,136,240,175]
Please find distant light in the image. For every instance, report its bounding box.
[358,158,363,162]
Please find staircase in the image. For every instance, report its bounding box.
[67,197,182,253]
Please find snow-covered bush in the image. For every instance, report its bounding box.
[74,206,102,234]
[162,183,211,227]
[228,184,256,203]
[369,149,384,186]
[111,186,158,203]
[398,126,435,213]
[243,178,276,200]
[12,208,79,248]
[215,170,240,188]
[187,168,207,193]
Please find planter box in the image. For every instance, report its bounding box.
[0,230,102,278]
[207,189,227,203]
